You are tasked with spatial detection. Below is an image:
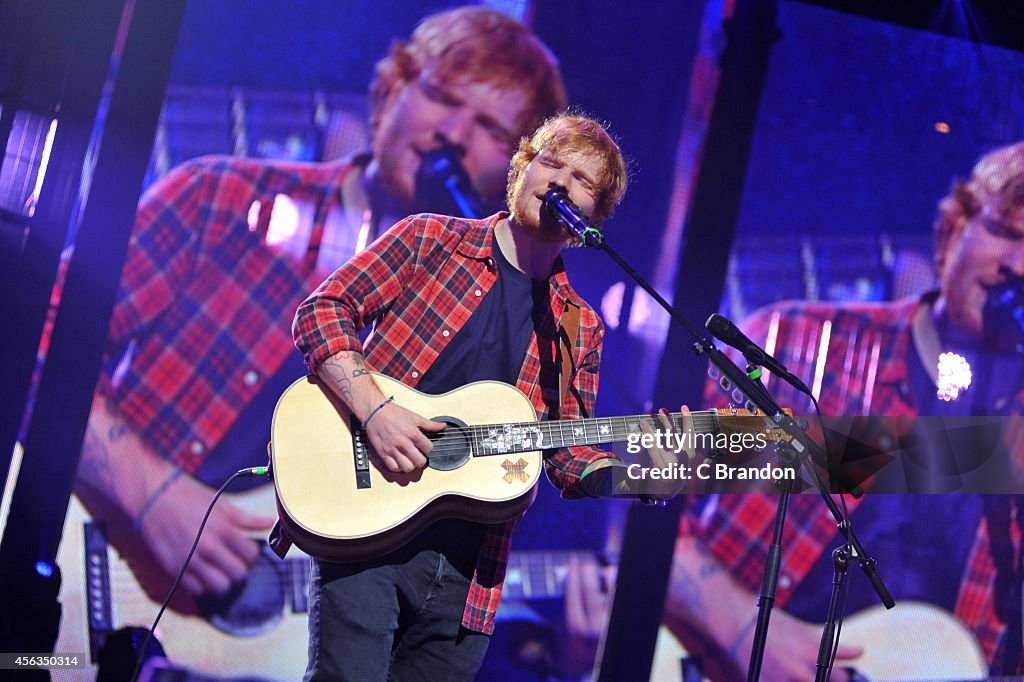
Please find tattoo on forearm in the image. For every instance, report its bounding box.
[321,360,353,403]
[320,352,370,405]
[336,351,366,367]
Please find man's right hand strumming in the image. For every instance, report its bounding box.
[76,392,274,602]
[317,351,444,474]
[134,472,274,597]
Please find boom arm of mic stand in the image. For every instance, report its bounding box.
[586,234,870,515]
[581,236,697,336]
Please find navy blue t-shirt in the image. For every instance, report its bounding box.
[417,232,549,396]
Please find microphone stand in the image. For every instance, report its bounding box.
[815,544,852,681]
[700,343,894,682]
[554,207,894,681]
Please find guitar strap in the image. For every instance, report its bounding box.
[558,300,581,420]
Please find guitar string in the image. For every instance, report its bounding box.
[393,411,764,458]
[505,550,588,598]
[415,413,715,457]
[419,415,737,458]
[105,554,575,601]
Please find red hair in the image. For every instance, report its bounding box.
[507,112,628,225]
[369,7,567,138]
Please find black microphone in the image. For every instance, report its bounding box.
[415,146,487,218]
[706,313,812,395]
[541,189,604,247]
[983,272,1024,353]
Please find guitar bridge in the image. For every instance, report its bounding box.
[351,417,372,489]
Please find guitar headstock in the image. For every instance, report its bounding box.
[714,407,796,446]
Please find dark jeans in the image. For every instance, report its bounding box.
[304,521,490,681]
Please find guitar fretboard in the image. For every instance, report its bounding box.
[291,551,587,603]
[469,410,730,457]
[502,550,593,601]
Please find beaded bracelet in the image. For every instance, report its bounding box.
[363,396,395,429]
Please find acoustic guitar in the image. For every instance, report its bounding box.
[54,489,310,682]
[270,372,773,562]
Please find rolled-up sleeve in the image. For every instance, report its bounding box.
[293,215,425,373]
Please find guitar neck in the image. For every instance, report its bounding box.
[286,550,590,603]
[502,550,595,601]
[472,409,731,457]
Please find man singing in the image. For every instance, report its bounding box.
[292,112,692,681]
[74,6,568,605]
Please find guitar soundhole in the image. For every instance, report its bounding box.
[427,416,471,471]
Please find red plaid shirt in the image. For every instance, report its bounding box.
[293,212,618,634]
[98,154,356,472]
[693,297,1024,672]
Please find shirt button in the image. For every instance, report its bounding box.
[189,440,205,456]
[443,330,450,337]
[779,574,792,589]
[474,289,482,297]
[411,371,419,379]
[243,370,259,386]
